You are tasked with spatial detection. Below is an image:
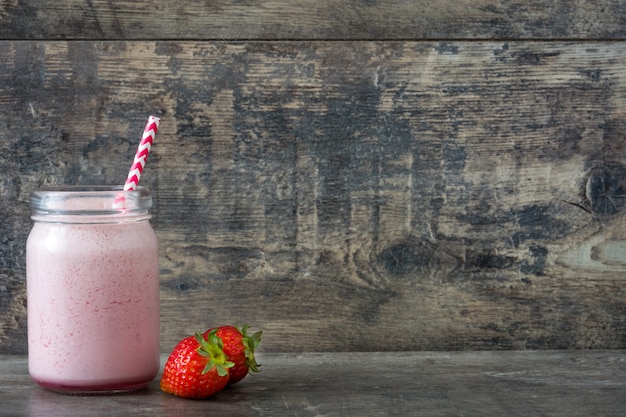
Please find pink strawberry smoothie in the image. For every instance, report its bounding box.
[26,220,160,393]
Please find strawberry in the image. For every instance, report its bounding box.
[160,332,234,399]
[204,324,262,385]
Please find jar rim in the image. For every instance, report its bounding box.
[33,185,148,193]
[30,185,152,220]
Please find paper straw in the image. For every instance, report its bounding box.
[124,115,160,191]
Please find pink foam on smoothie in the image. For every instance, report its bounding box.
[26,220,160,392]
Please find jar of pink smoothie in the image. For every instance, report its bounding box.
[26,186,160,394]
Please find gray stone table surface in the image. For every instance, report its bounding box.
[2,351,625,416]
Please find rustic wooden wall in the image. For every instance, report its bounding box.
[1,1,626,354]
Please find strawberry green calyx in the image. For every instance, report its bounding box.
[239,324,263,373]
[195,332,234,377]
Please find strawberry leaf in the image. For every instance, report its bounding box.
[194,332,233,376]
[238,325,262,373]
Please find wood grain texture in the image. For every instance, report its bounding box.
[3,351,626,416]
[0,1,625,40]
[1,40,626,353]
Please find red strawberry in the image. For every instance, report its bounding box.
[204,325,262,385]
[160,332,234,399]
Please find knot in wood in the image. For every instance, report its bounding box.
[379,241,434,276]
[585,165,626,216]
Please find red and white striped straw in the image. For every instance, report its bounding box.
[123,115,160,191]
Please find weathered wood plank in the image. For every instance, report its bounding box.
[0,1,625,40]
[1,41,626,353]
[2,352,626,416]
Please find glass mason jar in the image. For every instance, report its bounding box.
[26,186,160,394]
